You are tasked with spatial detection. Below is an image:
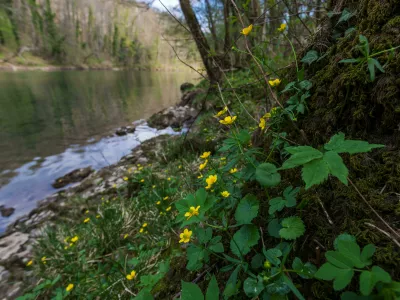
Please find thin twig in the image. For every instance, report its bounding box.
[365,222,400,248]
[316,195,334,225]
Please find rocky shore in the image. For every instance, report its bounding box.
[0,84,204,299]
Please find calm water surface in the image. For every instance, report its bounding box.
[0,70,194,231]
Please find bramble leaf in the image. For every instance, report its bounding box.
[283,186,300,207]
[337,8,354,25]
[255,163,281,187]
[324,133,384,154]
[279,217,305,240]
[302,158,329,189]
[301,50,319,65]
[235,194,259,224]
[281,146,323,170]
[323,151,349,185]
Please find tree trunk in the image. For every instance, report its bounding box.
[205,0,219,53]
[179,0,221,83]
[223,0,231,52]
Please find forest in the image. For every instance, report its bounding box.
[0,0,399,299]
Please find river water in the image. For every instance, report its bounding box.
[0,70,194,231]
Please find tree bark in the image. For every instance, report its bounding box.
[205,0,219,53]
[179,0,221,83]
[223,0,231,52]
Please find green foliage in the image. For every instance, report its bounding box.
[279,216,305,240]
[301,50,319,65]
[255,163,281,187]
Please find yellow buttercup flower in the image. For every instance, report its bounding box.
[241,24,253,35]
[123,177,128,181]
[85,210,89,214]
[220,116,237,125]
[205,174,218,189]
[179,228,193,243]
[71,236,78,243]
[166,206,172,212]
[200,151,211,159]
[263,112,272,119]
[163,196,169,200]
[41,256,47,264]
[278,23,287,32]
[259,117,266,130]
[140,179,145,183]
[124,234,129,239]
[229,168,238,174]
[214,106,228,117]
[156,201,161,205]
[199,160,208,171]
[96,215,100,219]
[142,223,148,228]
[167,177,171,181]
[197,174,203,179]
[66,283,74,292]
[184,206,200,220]
[268,79,281,87]
[26,260,33,267]
[126,270,137,280]
[221,191,230,198]
[84,218,90,223]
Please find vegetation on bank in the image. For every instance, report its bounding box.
[13,0,400,299]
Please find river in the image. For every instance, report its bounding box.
[0,70,194,231]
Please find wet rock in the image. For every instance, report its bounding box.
[179,88,204,107]
[6,281,23,298]
[0,232,29,262]
[0,266,10,282]
[116,126,136,136]
[147,105,198,130]
[52,167,94,189]
[180,82,194,92]
[0,206,15,217]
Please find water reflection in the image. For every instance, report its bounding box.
[0,70,193,231]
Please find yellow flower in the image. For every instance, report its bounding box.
[219,116,237,125]
[199,160,208,171]
[178,165,182,169]
[200,151,211,159]
[163,196,169,201]
[156,201,161,205]
[138,167,143,171]
[66,283,74,292]
[167,177,171,181]
[140,179,145,183]
[179,228,193,243]
[26,260,33,267]
[124,234,129,239]
[71,236,78,243]
[166,206,172,212]
[263,112,272,119]
[142,223,148,228]
[229,168,238,174]
[41,256,47,264]
[269,79,281,87]
[96,215,100,219]
[123,177,128,181]
[205,175,218,189]
[184,206,200,220]
[259,117,266,130]
[84,218,90,223]
[152,185,156,188]
[278,23,287,32]
[139,228,144,233]
[221,191,230,198]
[64,246,68,250]
[197,174,203,179]
[85,210,89,214]
[241,24,253,35]
[137,164,141,167]
[214,106,228,117]
[126,270,137,280]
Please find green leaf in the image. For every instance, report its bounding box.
[268,218,281,238]
[281,146,323,170]
[298,80,313,90]
[324,133,385,154]
[230,225,260,257]
[323,151,349,185]
[372,58,385,73]
[269,197,285,214]
[301,50,319,65]
[263,248,282,266]
[269,186,299,214]
[326,251,355,268]
[367,58,375,81]
[196,227,213,244]
[282,275,305,300]
[255,163,281,187]
[315,263,354,291]
[282,186,300,207]
[360,266,392,296]
[337,8,354,25]
[206,276,219,300]
[243,277,265,297]
[251,253,264,269]
[339,58,360,64]
[337,240,365,268]
[181,281,204,300]
[279,216,305,240]
[134,289,155,300]
[302,158,329,189]
[334,233,356,250]
[186,245,206,271]
[223,265,241,298]
[297,67,305,81]
[359,35,370,56]
[209,242,224,253]
[360,244,375,265]
[235,194,259,224]
[265,275,290,295]
[292,257,317,279]
[280,81,296,94]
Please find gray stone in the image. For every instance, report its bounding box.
[6,282,23,298]
[0,233,29,262]
[0,206,15,218]
[0,266,10,282]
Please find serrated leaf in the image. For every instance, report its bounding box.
[298,80,313,90]
[268,218,281,238]
[269,197,285,214]
[209,242,224,253]
[337,8,354,25]
[302,158,329,189]
[283,186,300,207]
[360,266,392,296]
[280,81,296,94]
[196,227,213,244]
[279,217,305,240]
[230,225,260,257]
[281,146,323,170]
[326,251,355,268]
[263,248,282,266]
[334,233,356,250]
[337,240,365,268]
[323,151,349,185]
[360,244,375,265]
[235,194,259,224]
[243,277,265,297]
[181,281,204,300]
[324,133,385,154]
[315,263,354,291]
[301,50,319,65]
[255,163,281,187]
[292,257,317,279]
[186,245,205,271]
[206,276,219,300]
